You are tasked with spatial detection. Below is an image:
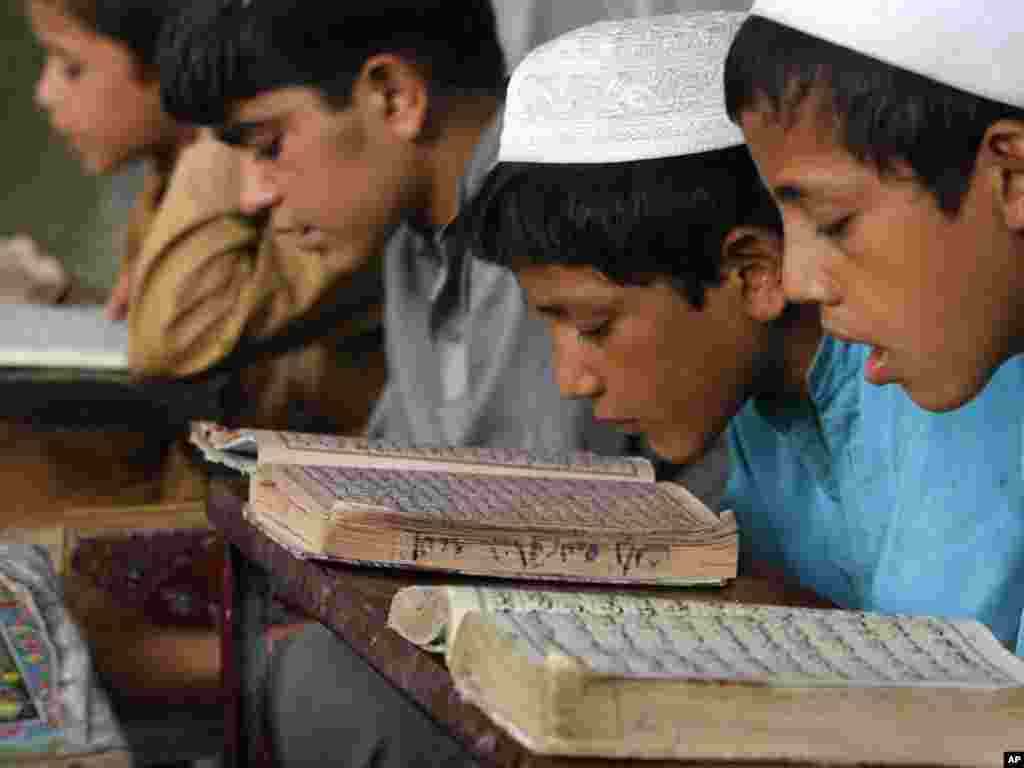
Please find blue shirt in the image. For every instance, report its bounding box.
[726,337,1024,654]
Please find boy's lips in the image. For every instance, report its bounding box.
[864,345,896,385]
[824,325,898,386]
[275,225,329,251]
[298,226,328,249]
[598,417,644,434]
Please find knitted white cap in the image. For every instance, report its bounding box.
[751,0,1024,109]
[499,12,746,164]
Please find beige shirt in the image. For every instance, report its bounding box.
[122,133,386,432]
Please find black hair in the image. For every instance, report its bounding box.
[468,145,782,309]
[158,0,506,127]
[724,15,1024,214]
[40,0,179,72]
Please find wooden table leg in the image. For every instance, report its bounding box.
[223,541,276,767]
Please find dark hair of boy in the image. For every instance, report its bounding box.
[33,0,178,72]
[724,16,1024,214]
[158,0,507,129]
[470,146,782,309]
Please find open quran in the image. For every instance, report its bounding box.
[191,422,737,585]
[388,585,1024,766]
[0,304,127,370]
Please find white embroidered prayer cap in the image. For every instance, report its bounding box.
[751,0,1024,109]
[499,12,746,164]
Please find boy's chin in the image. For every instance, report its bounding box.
[645,430,706,467]
[898,363,996,413]
[75,149,120,177]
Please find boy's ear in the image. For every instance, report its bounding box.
[354,54,430,142]
[721,226,786,323]
[982,120,1024,232]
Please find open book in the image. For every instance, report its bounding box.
[0,304,127,370]
[389,585,1024,766]
[191,422,737,585]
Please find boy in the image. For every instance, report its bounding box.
[472,10,1024,659]
[157,2,651,764]
[158,0,626,455]
[723,0,1024,413]
[26,0,386,433]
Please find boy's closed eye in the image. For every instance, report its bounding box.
[254,135,282,162]
[534,304,615,343]
[55,54,83,80]
[815,214,854,241]
[576,317,613,342]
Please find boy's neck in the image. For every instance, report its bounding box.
[149,124,200,180]
[762,303,824,400]
[420,94,501,229]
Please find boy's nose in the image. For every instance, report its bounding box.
[238,154,281,216]
[34,59,56,110]
[780,214,841,305]
[553,331,603,400]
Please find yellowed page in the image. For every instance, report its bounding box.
[390,585,748,661]
[480,604,1024,688]
[276,464,725,535]
[190,421,653,481]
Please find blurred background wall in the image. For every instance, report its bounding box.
[0,0,138,294]
[495,0,752,68]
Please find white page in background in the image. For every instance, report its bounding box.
[0,304,128,369]
[491,603,1024,688]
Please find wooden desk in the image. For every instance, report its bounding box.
[210,479,844,768]
[0,419,204,529]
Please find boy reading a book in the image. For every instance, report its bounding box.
[470,12,1024,658]
[723,0,1024,414]
[26,0,386,433]
[156,1,682,764]
[156,0,629,456]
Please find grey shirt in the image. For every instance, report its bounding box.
[366,114,625,455]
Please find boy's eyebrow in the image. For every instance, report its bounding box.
[532,298,618,317]
[216,120,270,148]
[772,171,862,206]
[531,303,565,318]
[38,39,77,61]
[773,184,805,203]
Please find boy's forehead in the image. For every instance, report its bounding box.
[739,99,869,204]
[220,86,322,142]
[517,265,620,304]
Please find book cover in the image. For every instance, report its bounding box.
[0,573,63,755]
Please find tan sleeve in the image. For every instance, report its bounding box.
[126,133,380,377]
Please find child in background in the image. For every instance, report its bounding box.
[22,0,384,706]
[154,0,642,763]
[723,0,1024,413]
[27,0,386,433]
[470,11,1024,657]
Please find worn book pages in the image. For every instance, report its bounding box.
[0,304,127,370]
[473,604,1024,687]
[257,464,736,584]
[260,466,733,585]
[389,584,736,657]
[446,601,1024,764]
[203,420,737,585]
[190,420,653,481]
